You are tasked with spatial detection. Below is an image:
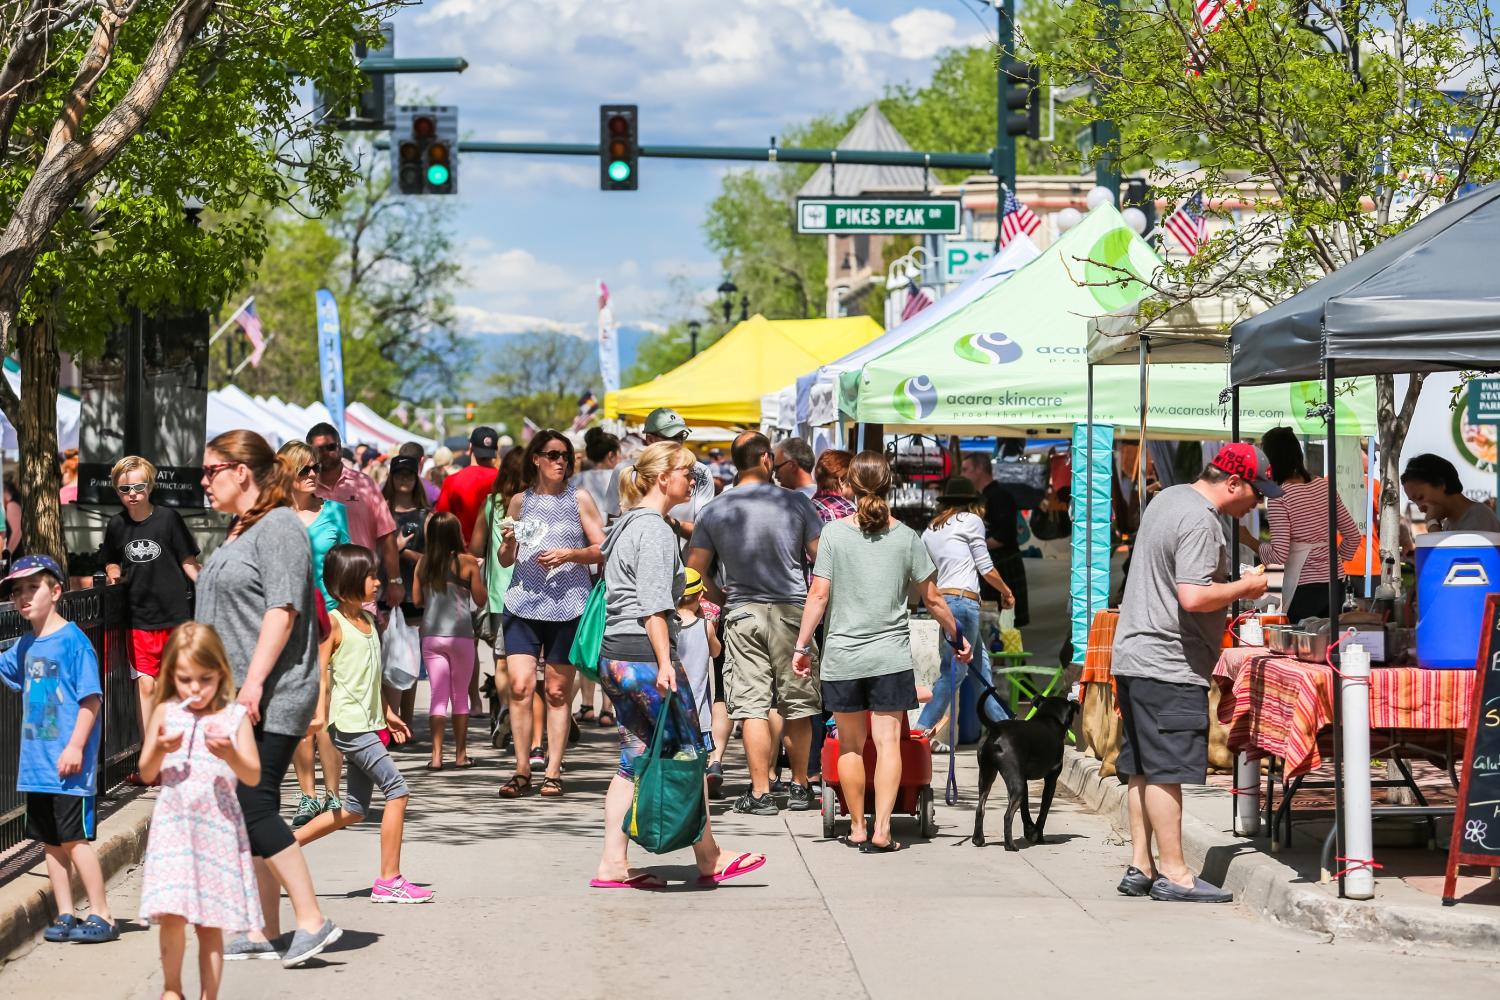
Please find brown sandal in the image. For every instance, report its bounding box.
[538,776,565,797]
[497,774,532,799]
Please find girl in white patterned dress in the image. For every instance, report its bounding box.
[138,623,262,1000]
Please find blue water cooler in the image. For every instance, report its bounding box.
[1415,531,1500,668]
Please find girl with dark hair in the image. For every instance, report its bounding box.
[195,430,339,966]
[383,454,429,729]
[293,544,430,903]
[576,427,622,512]
[496,430,605,798]
[1240,428,1361,621]
[792,450,971,853]
[413,512,486,769]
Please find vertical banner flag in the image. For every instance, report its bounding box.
[1070,422,1114,662]
[597,280,620,395]
[315,288,347,440]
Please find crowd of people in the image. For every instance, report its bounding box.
[14,400,1500,994]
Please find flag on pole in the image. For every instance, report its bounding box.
[900,284,933,321]
[1198,0,1226,32]
[597,281,620,395]
[233,299,268,368]
[999,189,1041,247]
[1164,193,1209,255]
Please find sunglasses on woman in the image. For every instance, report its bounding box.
[537,450,570,462]
[298,463,317,477]
[115,483,149,495]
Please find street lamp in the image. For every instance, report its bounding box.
[687,319,701,358]
[739,293,749,322]
[717,278,738,326]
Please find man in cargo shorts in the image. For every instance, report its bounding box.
[1110,443,1273,902]
[688,431,823,816]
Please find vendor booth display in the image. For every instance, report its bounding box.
[606,315,882,427]
[1228,181,1500,901]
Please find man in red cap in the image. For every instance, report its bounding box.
[1110,442,1275,903]
[435,426,501,542]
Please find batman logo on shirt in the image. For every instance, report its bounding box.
[126,539,162,563]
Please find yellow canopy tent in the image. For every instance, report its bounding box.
[605,314,882,426]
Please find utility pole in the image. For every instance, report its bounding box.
[993,0,1017,197]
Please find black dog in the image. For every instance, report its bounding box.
[480,673,510,749]
[973,694,1078,851]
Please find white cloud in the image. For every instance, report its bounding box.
[453,305,588,337]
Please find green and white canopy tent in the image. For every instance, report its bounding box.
[839,204,1376,439]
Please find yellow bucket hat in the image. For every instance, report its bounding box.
[683,567,704,597]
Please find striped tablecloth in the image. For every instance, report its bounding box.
[1212,646,1474,777]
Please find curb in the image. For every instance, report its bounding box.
[1059,748,1500,951]
[0,793,154,967]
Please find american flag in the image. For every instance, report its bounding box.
[235,299,268,368]
[900,284,933,321]
[1164,193,1209,255]
[1198,0,1226,31]
[999,189,1041,246]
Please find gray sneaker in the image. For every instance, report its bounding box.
[282,919,342,968]
[1148,874,1233,903]
[1116,866,1155,897]
[787,783,814,811]
[732,790,779,816]
[224,934,280,961]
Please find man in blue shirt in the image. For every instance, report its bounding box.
[0,555,116,943]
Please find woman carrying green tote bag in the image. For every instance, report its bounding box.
[589,441,766,889]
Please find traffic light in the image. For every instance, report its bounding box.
[599,105,639,191]
[313,23,394,131]
[393,105,458,195]
[1003,60,1041,140]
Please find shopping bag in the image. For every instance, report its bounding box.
[381,612,421,691]
[567,579,605,681]
[623,693,707,854]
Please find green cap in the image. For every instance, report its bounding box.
[643,407,689,440]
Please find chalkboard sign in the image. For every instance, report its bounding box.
[1443,592,1500,905]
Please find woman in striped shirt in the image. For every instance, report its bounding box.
[1243,427,1361,621]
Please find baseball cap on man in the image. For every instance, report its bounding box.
[643,407,690,440]
[1209,443,1282,498]
[469,426,500,459]
[1,554,65,597]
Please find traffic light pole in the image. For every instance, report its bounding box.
[1094,0,1122,198]
[374,138,992,171]
[993,0,1016,196]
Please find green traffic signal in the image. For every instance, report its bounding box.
[607,160,631,183]
[427,163,450,186]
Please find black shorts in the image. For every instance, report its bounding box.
[25,792,97,846]
[1115,675,1209,785]
[822,669,918,714]
[501,613,580,665]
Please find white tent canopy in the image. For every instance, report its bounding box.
[0,366,81,452]
[1087,295,1265,366]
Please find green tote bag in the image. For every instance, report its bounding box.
[623,692,707,854]
[567,580,605,681]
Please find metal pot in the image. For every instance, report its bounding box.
[1264,623,1296,655]
[1295,630,1330,663]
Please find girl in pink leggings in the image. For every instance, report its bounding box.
[412,513,487,770]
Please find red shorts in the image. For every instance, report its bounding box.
[130,627,173,679]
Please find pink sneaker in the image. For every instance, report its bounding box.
[371,875,434,904]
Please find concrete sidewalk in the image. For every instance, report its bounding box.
[3,702,1500,999]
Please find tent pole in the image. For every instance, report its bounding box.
[1138,336,1149,507]
[1229,384,1243,835]
[1087,363,1095,643]
[1326,362,1346,898]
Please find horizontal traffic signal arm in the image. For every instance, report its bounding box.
[357,57,469,73]
[375,139,992,170]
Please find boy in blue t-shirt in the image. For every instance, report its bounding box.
[0,555,116,943]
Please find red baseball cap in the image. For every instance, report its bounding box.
[1209,442,1282,498]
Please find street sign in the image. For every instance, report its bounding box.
[796,198,961,235]
[944,240,994,281]
[1467,377,1500,423]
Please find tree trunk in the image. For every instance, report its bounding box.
[1375,372,1425,598]
[18,317,64,569]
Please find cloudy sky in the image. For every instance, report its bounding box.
[390,0,988,337]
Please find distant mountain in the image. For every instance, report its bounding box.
[462,326,653,396]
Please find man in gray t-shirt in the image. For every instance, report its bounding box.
[1110,443,1272,904]
[687,431,823,816]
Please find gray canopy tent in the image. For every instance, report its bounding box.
[1229,180,1500,899]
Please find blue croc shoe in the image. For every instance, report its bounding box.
[67,914,119,943]
[43,913,79,942]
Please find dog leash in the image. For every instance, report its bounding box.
[945,656,960,806]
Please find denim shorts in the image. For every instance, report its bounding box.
[329,727,409,816]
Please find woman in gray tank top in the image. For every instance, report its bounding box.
[413,512,487,770]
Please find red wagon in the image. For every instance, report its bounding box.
[818,716,938,839]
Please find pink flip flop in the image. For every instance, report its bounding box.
[698,852,767,886]
[589,872,667,890]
